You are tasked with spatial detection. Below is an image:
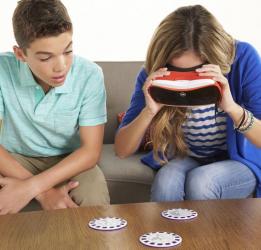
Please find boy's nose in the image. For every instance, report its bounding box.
[54,57,66,72]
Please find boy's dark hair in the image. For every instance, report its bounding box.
[12,0,72,50]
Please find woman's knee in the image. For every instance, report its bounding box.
[185,167,218,200]
[184,160,256,200]
[151,166,186,201]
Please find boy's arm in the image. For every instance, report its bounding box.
[0,144,79,211]
[0,119,32,179]
[0,145,34,179]
[0,139,78,213]
[33,124,104,195]
[0,124,104,214]
[0,119,39,214]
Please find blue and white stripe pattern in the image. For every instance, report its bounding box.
[182,104,227,158]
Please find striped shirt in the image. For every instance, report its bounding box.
[182,104,227,158]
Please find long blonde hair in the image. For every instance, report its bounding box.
[145,5,235,163]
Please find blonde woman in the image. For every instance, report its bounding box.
[115,5,261,201]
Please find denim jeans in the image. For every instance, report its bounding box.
[151,156,257,201]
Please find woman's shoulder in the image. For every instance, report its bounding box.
[235,41,260,62]
[137,67,148,81]
[236,41,254,50]
[133,66,148,90]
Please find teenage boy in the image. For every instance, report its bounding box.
[0,0,109,214]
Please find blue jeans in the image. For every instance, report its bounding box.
[151,156,257,201]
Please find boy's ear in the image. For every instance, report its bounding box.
[13,46,26,62]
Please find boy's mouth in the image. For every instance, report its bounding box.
[51,74,66,83]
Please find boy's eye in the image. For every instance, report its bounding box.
[39,57,51,62]
[64,50,73,55]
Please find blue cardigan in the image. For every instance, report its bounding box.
[120,41,261,197]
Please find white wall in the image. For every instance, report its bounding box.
[0,0,260,61]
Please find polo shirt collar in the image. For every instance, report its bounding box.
[54,68,72,94]
[19,61,72,94]
[19,62,37,87]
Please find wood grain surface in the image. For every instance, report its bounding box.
[0,199,260,250]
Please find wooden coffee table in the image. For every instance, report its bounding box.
[0,198,260,249]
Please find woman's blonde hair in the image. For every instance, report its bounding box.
[145,5,235,163]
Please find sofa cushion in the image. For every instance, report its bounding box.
[98,144,155,203]
[96,62,144,144]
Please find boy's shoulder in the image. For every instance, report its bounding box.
[71,55,103,78]
[0,52,20,82]
[0,52,18,68]
[0,51,17,59]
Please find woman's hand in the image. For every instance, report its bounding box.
[196,64,237,113]
[142,67,170,115]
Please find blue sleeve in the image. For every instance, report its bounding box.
[119,68,148,128]
[228,42,261,197]
[238,42,261,119]
[118,68,163,170]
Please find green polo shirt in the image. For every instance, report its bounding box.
[0,52,107,156]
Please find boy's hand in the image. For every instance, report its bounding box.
[36,181,79,210]
[0,177,35,215]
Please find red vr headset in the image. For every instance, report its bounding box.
[148,65,222,107]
